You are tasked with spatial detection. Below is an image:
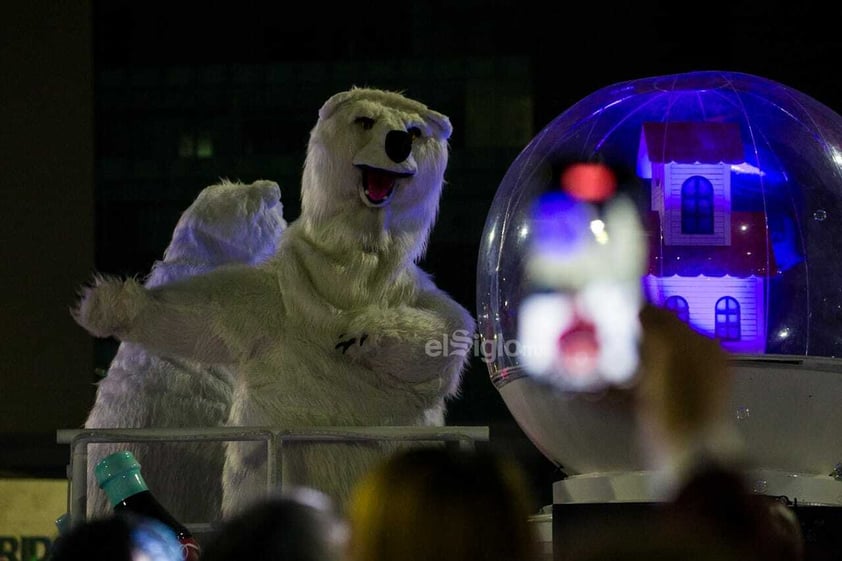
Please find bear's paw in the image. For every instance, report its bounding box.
[71,275,146,339]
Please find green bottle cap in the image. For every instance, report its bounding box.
[94,450,149,507]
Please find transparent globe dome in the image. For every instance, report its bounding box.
[477,71,842,500]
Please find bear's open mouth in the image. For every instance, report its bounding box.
[358,166,412,207]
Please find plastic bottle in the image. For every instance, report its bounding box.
[95,450,201,561]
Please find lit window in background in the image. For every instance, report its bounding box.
[196,132,213,159]
[178,134,194,158]
[178,132,213,158]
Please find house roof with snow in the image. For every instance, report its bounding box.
[644,210,775,277]
[639,122,744,164]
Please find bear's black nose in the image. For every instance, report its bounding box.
[385,130,412,163]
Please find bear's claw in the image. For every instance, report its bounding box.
[335,333,368,354]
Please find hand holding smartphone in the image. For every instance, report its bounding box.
[518,161,648,392]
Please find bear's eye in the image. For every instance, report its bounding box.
[407,126,422,140]
[354,116,375,130]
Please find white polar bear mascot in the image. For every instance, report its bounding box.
[74,87,476,518]
[82,179,286,524]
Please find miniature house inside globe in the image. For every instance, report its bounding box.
[477,70,842,504]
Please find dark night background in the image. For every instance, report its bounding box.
[2,0,841,511]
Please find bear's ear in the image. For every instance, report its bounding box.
[318,90,356,121]
[425,109,452,141]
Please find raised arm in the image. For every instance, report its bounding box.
[73,264,283,365]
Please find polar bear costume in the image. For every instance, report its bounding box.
[74,87,476,518]
[82,179,286,524]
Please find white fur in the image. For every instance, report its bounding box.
[73,87,475,518]
[81,179,286,524]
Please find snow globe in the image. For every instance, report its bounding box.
[477,70,842,506]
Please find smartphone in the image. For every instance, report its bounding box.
[517,161,647,392]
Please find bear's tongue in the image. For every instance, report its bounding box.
[365,169,396,202]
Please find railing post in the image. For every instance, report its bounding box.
[69,438,89,527]
[266,430,277,490]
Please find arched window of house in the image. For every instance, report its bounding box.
[715,296,741,341]
[681,175,714,234]
[664,295,690,323]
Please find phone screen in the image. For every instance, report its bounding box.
[517,162,647,392]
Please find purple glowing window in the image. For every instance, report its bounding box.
[681,175,714,234]
[715,296,741,341]
[664,295,690,323]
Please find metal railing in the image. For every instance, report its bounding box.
[56,425,490,530]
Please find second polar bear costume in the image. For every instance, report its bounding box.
[83,179,287,524]
[74,87,476,518]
